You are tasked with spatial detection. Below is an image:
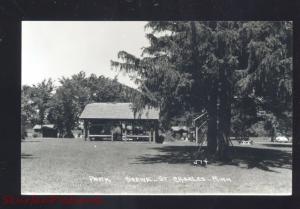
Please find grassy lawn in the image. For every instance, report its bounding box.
[21,138,292,195]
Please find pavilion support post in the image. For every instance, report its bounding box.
[120,121,123,141]
[87,122,90,141]
[149,127,152,143]
[132,120,135,136]
[195,126,199,144]
[111,123,113,141]
[153,121,158,143]
[150,128,154,143]
[83,120,86,140]
[84,120,88,141]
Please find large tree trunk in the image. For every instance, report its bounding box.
[206,67,232,160]
[207,80,218,155]
[217,67,232,160]
[65,123,74,138]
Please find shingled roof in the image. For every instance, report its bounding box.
[33,124,55,130]
[79,103,159,120]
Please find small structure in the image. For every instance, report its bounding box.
[171,126,188,140]
[25,128,34,138]
[193,112,208,144]
[79,103,160,142]
[33,124,58,138]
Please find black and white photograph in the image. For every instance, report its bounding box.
[21,21,293,195]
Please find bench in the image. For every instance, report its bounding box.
[123,135,150,141]
[239,140,253,145]
[193,159,208,166]
[88,134,112,141]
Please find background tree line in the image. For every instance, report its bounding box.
[21,72,139,138]
[21,21,292,160]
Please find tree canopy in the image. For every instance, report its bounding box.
[111,21,292,158]
[21,21,292,155]
[21,72,139,137]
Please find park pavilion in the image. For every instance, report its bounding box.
[79,103,160,142]
[32,124,57,138]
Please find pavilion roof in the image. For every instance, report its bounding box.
[79,103,159,120]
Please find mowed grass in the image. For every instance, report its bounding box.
[21,138,292,194]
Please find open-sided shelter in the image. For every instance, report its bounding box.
[32,124,57,138]
[171,126,189,140]
[79,103,160,142]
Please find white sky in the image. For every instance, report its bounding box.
[22,21,149,89]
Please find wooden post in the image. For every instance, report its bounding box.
[132,120,135,137]
[151,128,154,143]
[84,120,87,140]
[87,122,90,141]
[149,128,152,143]
[111,123,114,141]
[153,121,158,143]
[195,126,198,144]
[84,120,90,141]
[120,121,123,141]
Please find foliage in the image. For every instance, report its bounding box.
[111,21,240,155]
[235,21,292,136]
[21,85,33,138]
[45,72,138,137]
[111,21,292,158]
[21,85,35,127]
[21,79,54,126]
[21,72,138,137]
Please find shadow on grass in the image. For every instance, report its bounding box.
[21,153,37,159]
[22,140,42,143]
[134,145,292,172]
[261,143,292,148]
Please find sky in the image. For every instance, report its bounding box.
[22,21,149,89]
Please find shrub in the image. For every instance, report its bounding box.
[33,133,39,138]
[156,135,165,143]
[247,121,269,137]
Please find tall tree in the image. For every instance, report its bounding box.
[21,85,35,124]
[48,72,90,137]
[236,22,292,135]
[30,79,54,125]
[112,21,292,159]
[47,71,139,137]
[111,21,238,158]
[21,85,35,138]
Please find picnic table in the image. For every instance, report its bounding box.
[236,136,253,145]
